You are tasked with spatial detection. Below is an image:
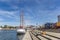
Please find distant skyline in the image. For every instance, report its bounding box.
[0,0,60,26]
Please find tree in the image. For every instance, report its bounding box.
[4,25,8,28]
[0,26,2,28]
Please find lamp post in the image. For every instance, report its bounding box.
[36,23,38,30]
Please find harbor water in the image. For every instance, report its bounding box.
[0,30,24,40]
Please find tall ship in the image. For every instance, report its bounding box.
[17,9,26,34]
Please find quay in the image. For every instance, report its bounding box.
[20,30,60,40]
[22,31,31,40]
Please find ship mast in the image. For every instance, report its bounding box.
[20,9,24,28]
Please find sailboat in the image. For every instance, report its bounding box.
[17,26,25,34]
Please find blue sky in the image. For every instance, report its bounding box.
[0,0,60,26]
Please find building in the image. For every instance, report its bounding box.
[44,23,54,29]
[56,15,60,28]
[58,15,60,22]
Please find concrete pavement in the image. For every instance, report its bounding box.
[32,30,60,40]
[22,30,60,40]
[46,32,60,38]
[22,31,31,40]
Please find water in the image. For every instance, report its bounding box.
[18,34,24,40]
[0,30,18,40]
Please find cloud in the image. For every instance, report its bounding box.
[0,0,60,26]
[24,0,60,11]
[24,2,60,25]
[0,10,20,26]
[24,20,36,25]
[0,10,15,17]
[0,10,20,22]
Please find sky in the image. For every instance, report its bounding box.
[0,0,60,26]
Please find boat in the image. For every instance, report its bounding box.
[17,29,25,34]
[17,26,26,35]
